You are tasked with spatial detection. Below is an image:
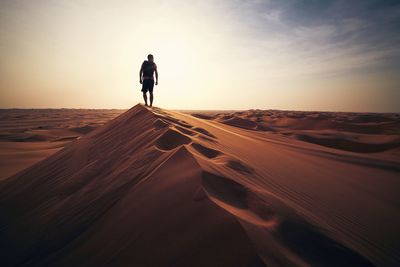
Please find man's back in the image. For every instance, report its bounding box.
[142,60,157,78]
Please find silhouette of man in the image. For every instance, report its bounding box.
[140,54,158,107]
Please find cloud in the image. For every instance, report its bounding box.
[226,0,400,77]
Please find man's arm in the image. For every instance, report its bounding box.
[139,64,143,84]
[155,66,158,85]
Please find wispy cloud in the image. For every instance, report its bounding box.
[225,0,400,77]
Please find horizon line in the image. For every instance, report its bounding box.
[0,105,398,114]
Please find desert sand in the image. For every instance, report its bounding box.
[1,104,399,266]
[0,109,124,180]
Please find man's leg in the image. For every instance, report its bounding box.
[149,92,153,107]
[143,92,148,106]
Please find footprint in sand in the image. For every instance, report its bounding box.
[156,114,194,129]
[175,125,197,136]
[155,128,192,151]
[153,118,169,129]
[192,127,216,138]
[191,142,222,159]
[201,172,277,227]
[226,159,254,174]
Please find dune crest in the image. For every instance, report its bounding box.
[1,104,399,266]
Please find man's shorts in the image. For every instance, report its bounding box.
[141,79,154,93]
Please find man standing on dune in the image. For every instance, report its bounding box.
[139,54,158,107]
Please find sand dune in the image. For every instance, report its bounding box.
[0,109,124,179]
[1,104,399,266]
[0,141,68,181]
[196,109,400,153]
[0,109,124,143]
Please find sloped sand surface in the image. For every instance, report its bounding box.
[199,109,400,153]
[0,109,124,179]
[0,141,68,181]
[1,104,399,266]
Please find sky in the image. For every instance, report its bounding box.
[0,0,399,112]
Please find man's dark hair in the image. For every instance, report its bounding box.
[147,54,153,60]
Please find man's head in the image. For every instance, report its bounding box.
[147,54,154,62]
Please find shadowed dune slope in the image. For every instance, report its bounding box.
[1,104,399,267]
[0,104,263,267]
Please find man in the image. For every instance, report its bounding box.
[139,54,158,107]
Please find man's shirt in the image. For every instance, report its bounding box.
[142,60,157,79]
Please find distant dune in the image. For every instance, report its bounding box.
[1,105,399,266]
[0,109,124,180]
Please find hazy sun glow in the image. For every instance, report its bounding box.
[0,0,399,111]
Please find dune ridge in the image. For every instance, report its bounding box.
[196,109,400,153]
[1,104,399,266]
